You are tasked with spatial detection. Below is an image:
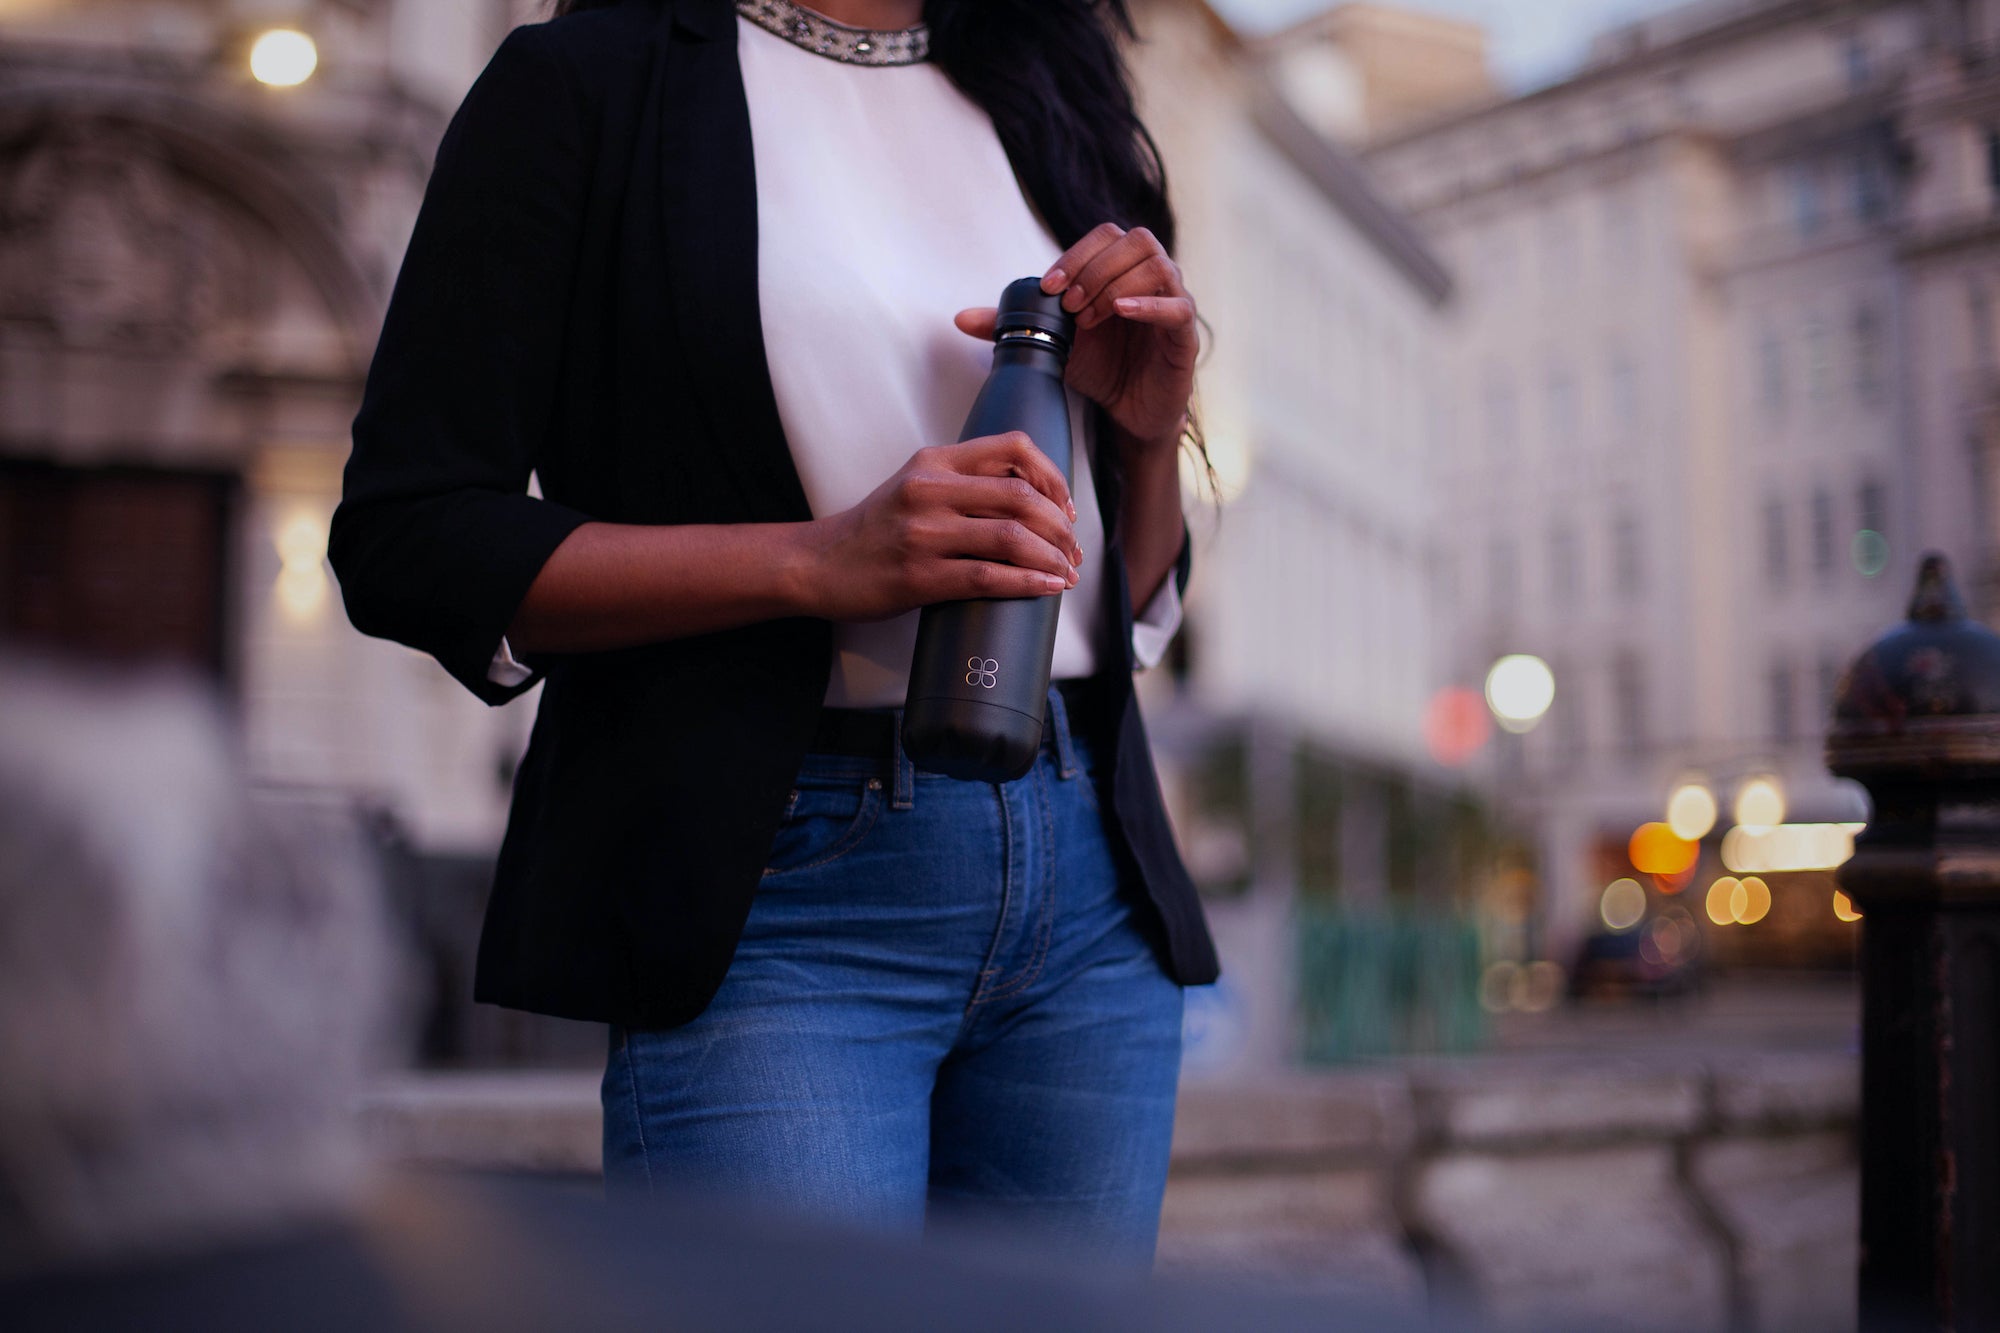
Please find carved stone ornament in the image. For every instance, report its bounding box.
[0,115,254,352]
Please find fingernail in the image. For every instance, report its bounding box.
[1067,569,1079,586]
[1044,575,1067,592]
[1043,268,1066,291]
[1114,297,1139,313]
[1067,499,1078,520]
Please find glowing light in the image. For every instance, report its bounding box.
[1721,822,1865,873]
[1629,822,1699,877]
[249,29,318,86]
[1517,960,1563,1012]
[1706,877,1739,926]
[1666,781,1718,841]
[1833,889,1863,922]
[273,511,328,624]
[1852,529,1890,578]
[1600,877,1647,931]
[1735,875,1772,925]
[1424,687,1492,767]
[1485,655,1555,733]
[1648,916,1688,962]
[1733,776,1786,833]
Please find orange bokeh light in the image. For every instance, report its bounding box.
[1629,822,1699,877]
[1425,687,1492,767]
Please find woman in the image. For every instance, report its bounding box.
[329,0,1220,1262]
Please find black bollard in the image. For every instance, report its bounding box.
[1826,553,2000,1332]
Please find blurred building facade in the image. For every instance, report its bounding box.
[1126,0,1480,1073]
[0,0,539,854]
[1288,0,2000,961]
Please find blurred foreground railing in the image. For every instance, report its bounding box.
[360,1050,1860,1333]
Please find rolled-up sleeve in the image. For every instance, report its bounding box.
[1131,517,1193,672]
[328,25,593,706]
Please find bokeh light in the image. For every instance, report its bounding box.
[1424,686,1492,767]
[1706,877,1739,926]
[1666,780,1718,841]
[1721,822,1864,873]
[1485,655,1555,733]
[1629,822,1699,876]
[1833,889,1863,922]
[1733,776,1786,833]
[249,29,318,87]
[273,511,329,624]
[1599,877,1646,931]
[1734,875,1772,925]
[1852,529,1890,578]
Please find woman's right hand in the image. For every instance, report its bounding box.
[802,432,1083,622]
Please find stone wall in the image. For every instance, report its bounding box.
[359,1052,1857,1333]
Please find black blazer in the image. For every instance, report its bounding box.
[329,0,1221,1028]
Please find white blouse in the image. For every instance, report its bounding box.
[488,15,1181,700]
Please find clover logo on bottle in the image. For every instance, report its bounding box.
[966,657,999,689]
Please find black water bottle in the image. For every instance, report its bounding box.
[902,277,1077,782]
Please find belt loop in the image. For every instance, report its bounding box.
[888,706,916,810]
[1047,685,1080,780]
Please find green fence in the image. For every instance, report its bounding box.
[1295,903,1487,1062]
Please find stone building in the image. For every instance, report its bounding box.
[1289,0,2000,961]
[1127,0,1467,1072]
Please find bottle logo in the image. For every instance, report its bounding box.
[966,657,999,689]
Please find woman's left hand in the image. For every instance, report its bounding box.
[955,223,1197,454]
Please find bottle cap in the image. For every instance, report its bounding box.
[994,276,1074,351]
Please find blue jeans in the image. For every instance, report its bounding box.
[601,686,1185,1264]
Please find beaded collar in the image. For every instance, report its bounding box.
[734,0,930,66]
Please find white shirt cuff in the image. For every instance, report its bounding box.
[1130,570,1184,672]
[486,636,534,688]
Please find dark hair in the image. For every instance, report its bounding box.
[546,0,1210,479]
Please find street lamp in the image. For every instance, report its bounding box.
[1666,779,1718,841]
[249,29,317,87]
[1484,654,1554,734]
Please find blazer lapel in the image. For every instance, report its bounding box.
[658,0,812,523]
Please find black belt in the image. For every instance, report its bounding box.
[809,676,1122,760]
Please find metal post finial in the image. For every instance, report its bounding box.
[1906,551,1967,624]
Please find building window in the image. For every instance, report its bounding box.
[1485,374,1517,458]
[1790,163,1825,237]
[1759,329,1785,418]
[1546,369,1576,449]
[1554,660,1587,764]
[1603,191,1638,265]
[1854,304,1886,403]
[1843,33,1871,89]
[1609,354,1639,428]
[1973,283,1996,370]
[1765,497,1789,590]
[1859,478,1888,539]
[1805,316,1835,400]
[1612,654,1646,757]
[1770,659,1796,745]
[1812,489,1836,576]
[1853,149,1889,224]
[1490,535,1518,610]
[1613,511,1644,596]
[1549,522,1580,604]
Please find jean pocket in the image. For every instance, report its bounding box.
[761,769,885,878]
